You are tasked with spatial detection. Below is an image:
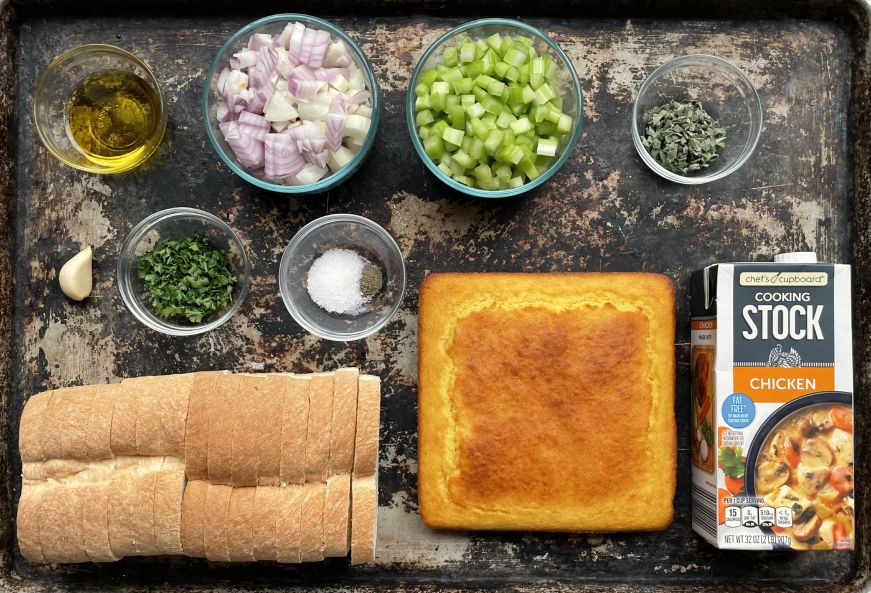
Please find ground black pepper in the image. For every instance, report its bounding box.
[359,263,383,299]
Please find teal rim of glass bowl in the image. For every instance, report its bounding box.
[203,13,381,194]
[405,18,583,199]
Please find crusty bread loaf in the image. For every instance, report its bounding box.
[40,390,70,461]
[107,472,137,558]
[323,474,351,557]
[180,479,208,558]
[130,463,160,555]
[19,391,52,463]
[305,374,333,483]
[252,485,280,561]
[110,383,138,456]
[207,375,239,486]
[353,375,381,477]
[185,371,224,481]
[40,482,88,563]
[417,273,677,532]
[330,369,358,476]
[226,486,255,562]
[203,483,233,561]
[275,484,304,563]
[256,376,285,486]
[350,474,377,565]
[230,376,265,486]
[16,484,45,563]
[80,481,117,562]
[299,482,325,562]
[152,458,185,555]
[85,386,115,460]
[280,375,310,485]
[123,374,192,457]
[60,385,96,459]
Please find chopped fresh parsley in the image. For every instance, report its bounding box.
[718,446,745,479]
[137,232,236,323]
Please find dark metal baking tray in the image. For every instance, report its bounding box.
[0,0,869,591]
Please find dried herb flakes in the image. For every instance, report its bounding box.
[641,99,726,175]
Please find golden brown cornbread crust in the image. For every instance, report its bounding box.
[418,273,676,532]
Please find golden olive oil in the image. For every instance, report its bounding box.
[65,70,161,170]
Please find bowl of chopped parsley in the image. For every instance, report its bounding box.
[631,54,762,185]
[117,207,250,336]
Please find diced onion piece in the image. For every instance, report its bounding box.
[287,22,306,63]
[328,146,354,170]
[233,49,258,69]
[220,121,265,169]
[237,111,270,141]
[248,33,273,52]
[288,77,325,101]
[264,92,299,122]
[344,114,371,143]
[324,40,350,67]
[292,164,329,185]
[264,133,306,178]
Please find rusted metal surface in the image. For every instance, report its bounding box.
[0,1,870,592]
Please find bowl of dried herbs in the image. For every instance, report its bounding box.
[631,54,762,184]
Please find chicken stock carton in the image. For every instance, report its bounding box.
[690,253,854,550]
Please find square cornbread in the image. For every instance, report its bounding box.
[418,273,676,532]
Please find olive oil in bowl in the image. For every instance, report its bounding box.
[65,70,162,170]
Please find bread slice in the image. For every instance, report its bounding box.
[255,376,285,487]
[225,486,256,562]
[329,368,359,476]
[323,474,351,558]
[84,386,115,460]
[19,390,52,462]
[152,458,185,555]
[299,481,326,562]
[207,374,239,485]
[79,481,117,562]
[350,474,377,565]
[279,374,309,485]
[252,485,281,561]
[185,372,221,481]
[275,484,305,563]
[59,385,95,459]
[40,483,88,563]
[180,480,208,558]
[107,472,137,558]
[304,373,333,483]
[230,375,263,486]
[16,484,45,563]
[353,375,381,477]
[40,389,70,461]
[110,382,138,456]
[124,374,193,457]
[130,460,162,556]
[203,483,233,561]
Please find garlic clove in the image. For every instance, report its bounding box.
[59,246,93,301]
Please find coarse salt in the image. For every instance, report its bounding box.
[306,248,370,314]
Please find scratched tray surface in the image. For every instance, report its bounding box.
[5,9,864,592]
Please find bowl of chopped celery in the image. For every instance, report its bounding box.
[203,14,381,194]
[117,208,250,336]
[407,18,583,198]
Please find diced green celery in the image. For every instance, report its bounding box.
[430,81,449,111]
[448,105,465,128]
[415,94,432,111]
[466,102,486,119]
[487,79,506,96]
[506,85,523,107]
[471,117,490,141]
[475,74,496,89]
[496,110,516,129]
[494,61,510,78]
[476,38,488,52]
[439,153,452,166]
[502,47,528,67]
[508,176,525,188]
[452,77,474,94]
[535,121,557,136]
[519,156,540,180]
[423,134,445,159]
[532,104,550,123]
[478,178,500,190]
[437,162,452,176]
[510,103,525,117]
[442,46,458,67]
[521,85,536,104]
[463,60,484,78]
[486,32,503,52]
[419,125,431,140]
[515,35,533,49]
[459,40,477,63]
[510,117,533,134]
[442,126,465,146]
[441,66,463,83]
[432,119,448,137]
[481,51,496,75]
[518,63,530,84]
[545,60,558,80]
[469,137,486,161]
[460,135,472,152]
[481,95,503,115]
[420,68,440,86]
[533,82,556,105]
[505,66,521,82]
[453,174,472,186]
[535,154,552,169]
[449,159,466,176]
[415,83,430,97]
[445,94,460,109]
[497,144,524,165]
[495,164,512,181]
[472,86,488,102]
[416,110,435,127]
[549,96,563,111]
[461,94,476,107]
[452,149,475,169]
[557,113,573,134]
[484,129,505,154]
[544,106,562,124]
[502,128,515,146]
[536,136,558,157]
[515,134,533,149]
[501,36,515,53]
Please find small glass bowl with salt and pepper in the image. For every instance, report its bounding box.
[279,214,405,341]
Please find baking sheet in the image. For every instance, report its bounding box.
[0,2,869,591]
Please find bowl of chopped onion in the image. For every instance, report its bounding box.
[203,14,381,193]
[407,18,583,198]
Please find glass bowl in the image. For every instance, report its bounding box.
[203,14,381,194]
[279,214,405,341]
[117,208,250,336]
[631,54,762,184]
[33,44,167,174]
[406,18,583,198]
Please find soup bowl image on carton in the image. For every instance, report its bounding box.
[689,252,854,551]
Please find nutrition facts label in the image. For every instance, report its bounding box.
[724,505,792,529]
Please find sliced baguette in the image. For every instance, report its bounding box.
[40,482,88,563]
[180,480,208,558]
[80,481,117,562]
[185,372,220,481]
[353,375,381,477]
[203,483,233,562]
[207,375,239,485]
[275,484,305,564]
[59,385,96,459]
[323,474,351,558]
[124,374,193,457]
[152,459,185,555]
[230,375,263,486]
[350,474,377,565]
[39,389,71,461]
[16,484,45,563]
[304,373,334,483]
[255,376,285,486]
[107,472,138,559]
[279,374,309,485]
[19,390,52,462]
[225,486,256,562]
[110,382,138,456]
[329,368,359,476]
[84,386,115,460]
[299,481,326,563]
[252,485,281,561]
